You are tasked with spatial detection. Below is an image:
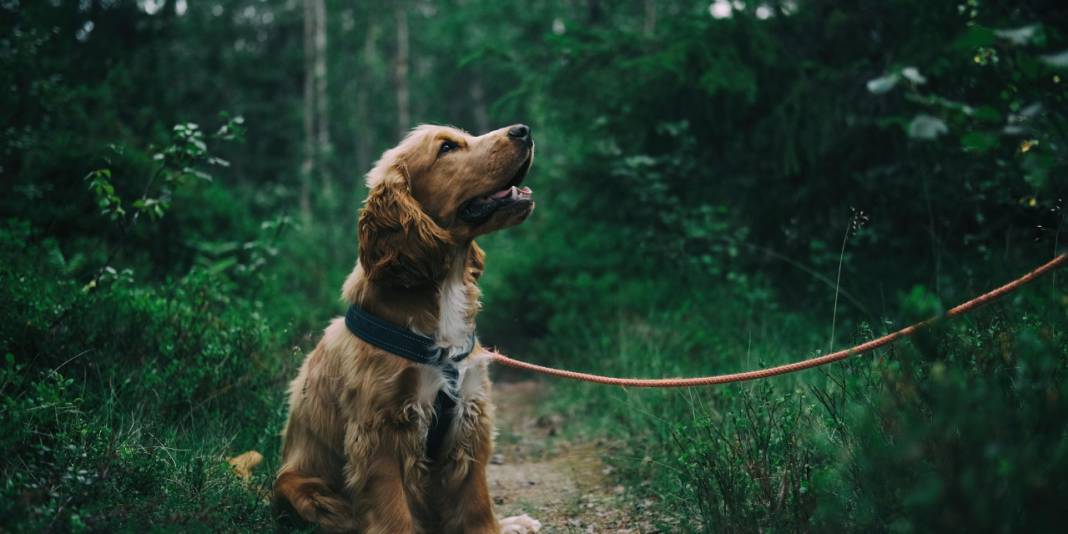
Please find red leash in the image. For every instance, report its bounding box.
[488,253,1066,387]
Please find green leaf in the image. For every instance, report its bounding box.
[205,257,239,275]
[953,25,995,51]
[1040,50,1068,68]
[866,73,899,94]
[960,131,999,153]
[901,67,926,84]
[907,115,948,140]
[1021,152,1052,189]
[190,169,213,182]
[972,106,1002,123]
[994,25,1042,46]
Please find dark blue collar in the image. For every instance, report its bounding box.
[344,303,476,457]
[344,304,475,366]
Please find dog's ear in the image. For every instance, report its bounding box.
[358,168,451,288]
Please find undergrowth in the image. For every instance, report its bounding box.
[4,1,1068,531]
[0,220,297,531]
[533,282,1067,532]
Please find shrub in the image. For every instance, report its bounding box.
[0,221,291,531]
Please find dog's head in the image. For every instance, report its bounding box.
[358,124,535,287]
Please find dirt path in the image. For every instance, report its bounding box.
[488,380,655,533]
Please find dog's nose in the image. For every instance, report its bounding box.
[507,124,531,143]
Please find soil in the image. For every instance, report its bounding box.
[488,380,660,533]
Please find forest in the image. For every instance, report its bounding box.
[1,0,1066,532]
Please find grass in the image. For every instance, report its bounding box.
[0,221,305,532]
[0,359,290,532]
[531,273,1067,532]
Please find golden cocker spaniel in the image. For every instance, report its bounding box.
[275,124,541,533]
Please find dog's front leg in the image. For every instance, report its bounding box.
[347,433,418,534]
[433,395,540,534]
[344,399,430,533]
[429,359,541,534]
[433,425,542,533]
[436,461,541,533]
[433,398,498,534]
[439,460,498,534]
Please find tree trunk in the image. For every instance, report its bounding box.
[587,0,603,25]
[356,21,377,175]
[643,0,657,36]
[300,0,314,220]
[470,78,489,134]
[313,0,331,197]
[394,6,410,139]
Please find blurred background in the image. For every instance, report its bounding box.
[2,0,1066,531]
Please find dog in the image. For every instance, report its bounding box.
[274,124,541,533]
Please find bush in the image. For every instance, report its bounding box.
[0,221,292,531]
[573,290,1068,533]
[0,221,281,417]
[0,357,283,532]
[806,296,1068,532]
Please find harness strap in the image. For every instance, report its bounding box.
[426,364,460,457]
[344,304,475,457]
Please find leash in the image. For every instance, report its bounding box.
[488,253,1066,388]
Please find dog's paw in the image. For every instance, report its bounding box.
[307,493,358,533]
[499,514,542,533]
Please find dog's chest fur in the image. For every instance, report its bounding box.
[410,251,486,408]
[435,252,478,352]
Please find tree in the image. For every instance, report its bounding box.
[394,4,410,139]
[301,0,331,218]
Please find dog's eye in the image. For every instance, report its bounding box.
[439,140,458,155]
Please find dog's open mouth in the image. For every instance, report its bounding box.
[458,155,534,223]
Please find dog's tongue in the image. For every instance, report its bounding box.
[491,187,513,199]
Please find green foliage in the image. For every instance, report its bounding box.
[539,291,1066,533]
[0,222,289,530]
[0,357,281,532]
[670,382,816,531]
[88,117,243,226]
[805,299,1068,532]
[85,169,126,220]
[2,0,1068,531]
[477,1,1068,531]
